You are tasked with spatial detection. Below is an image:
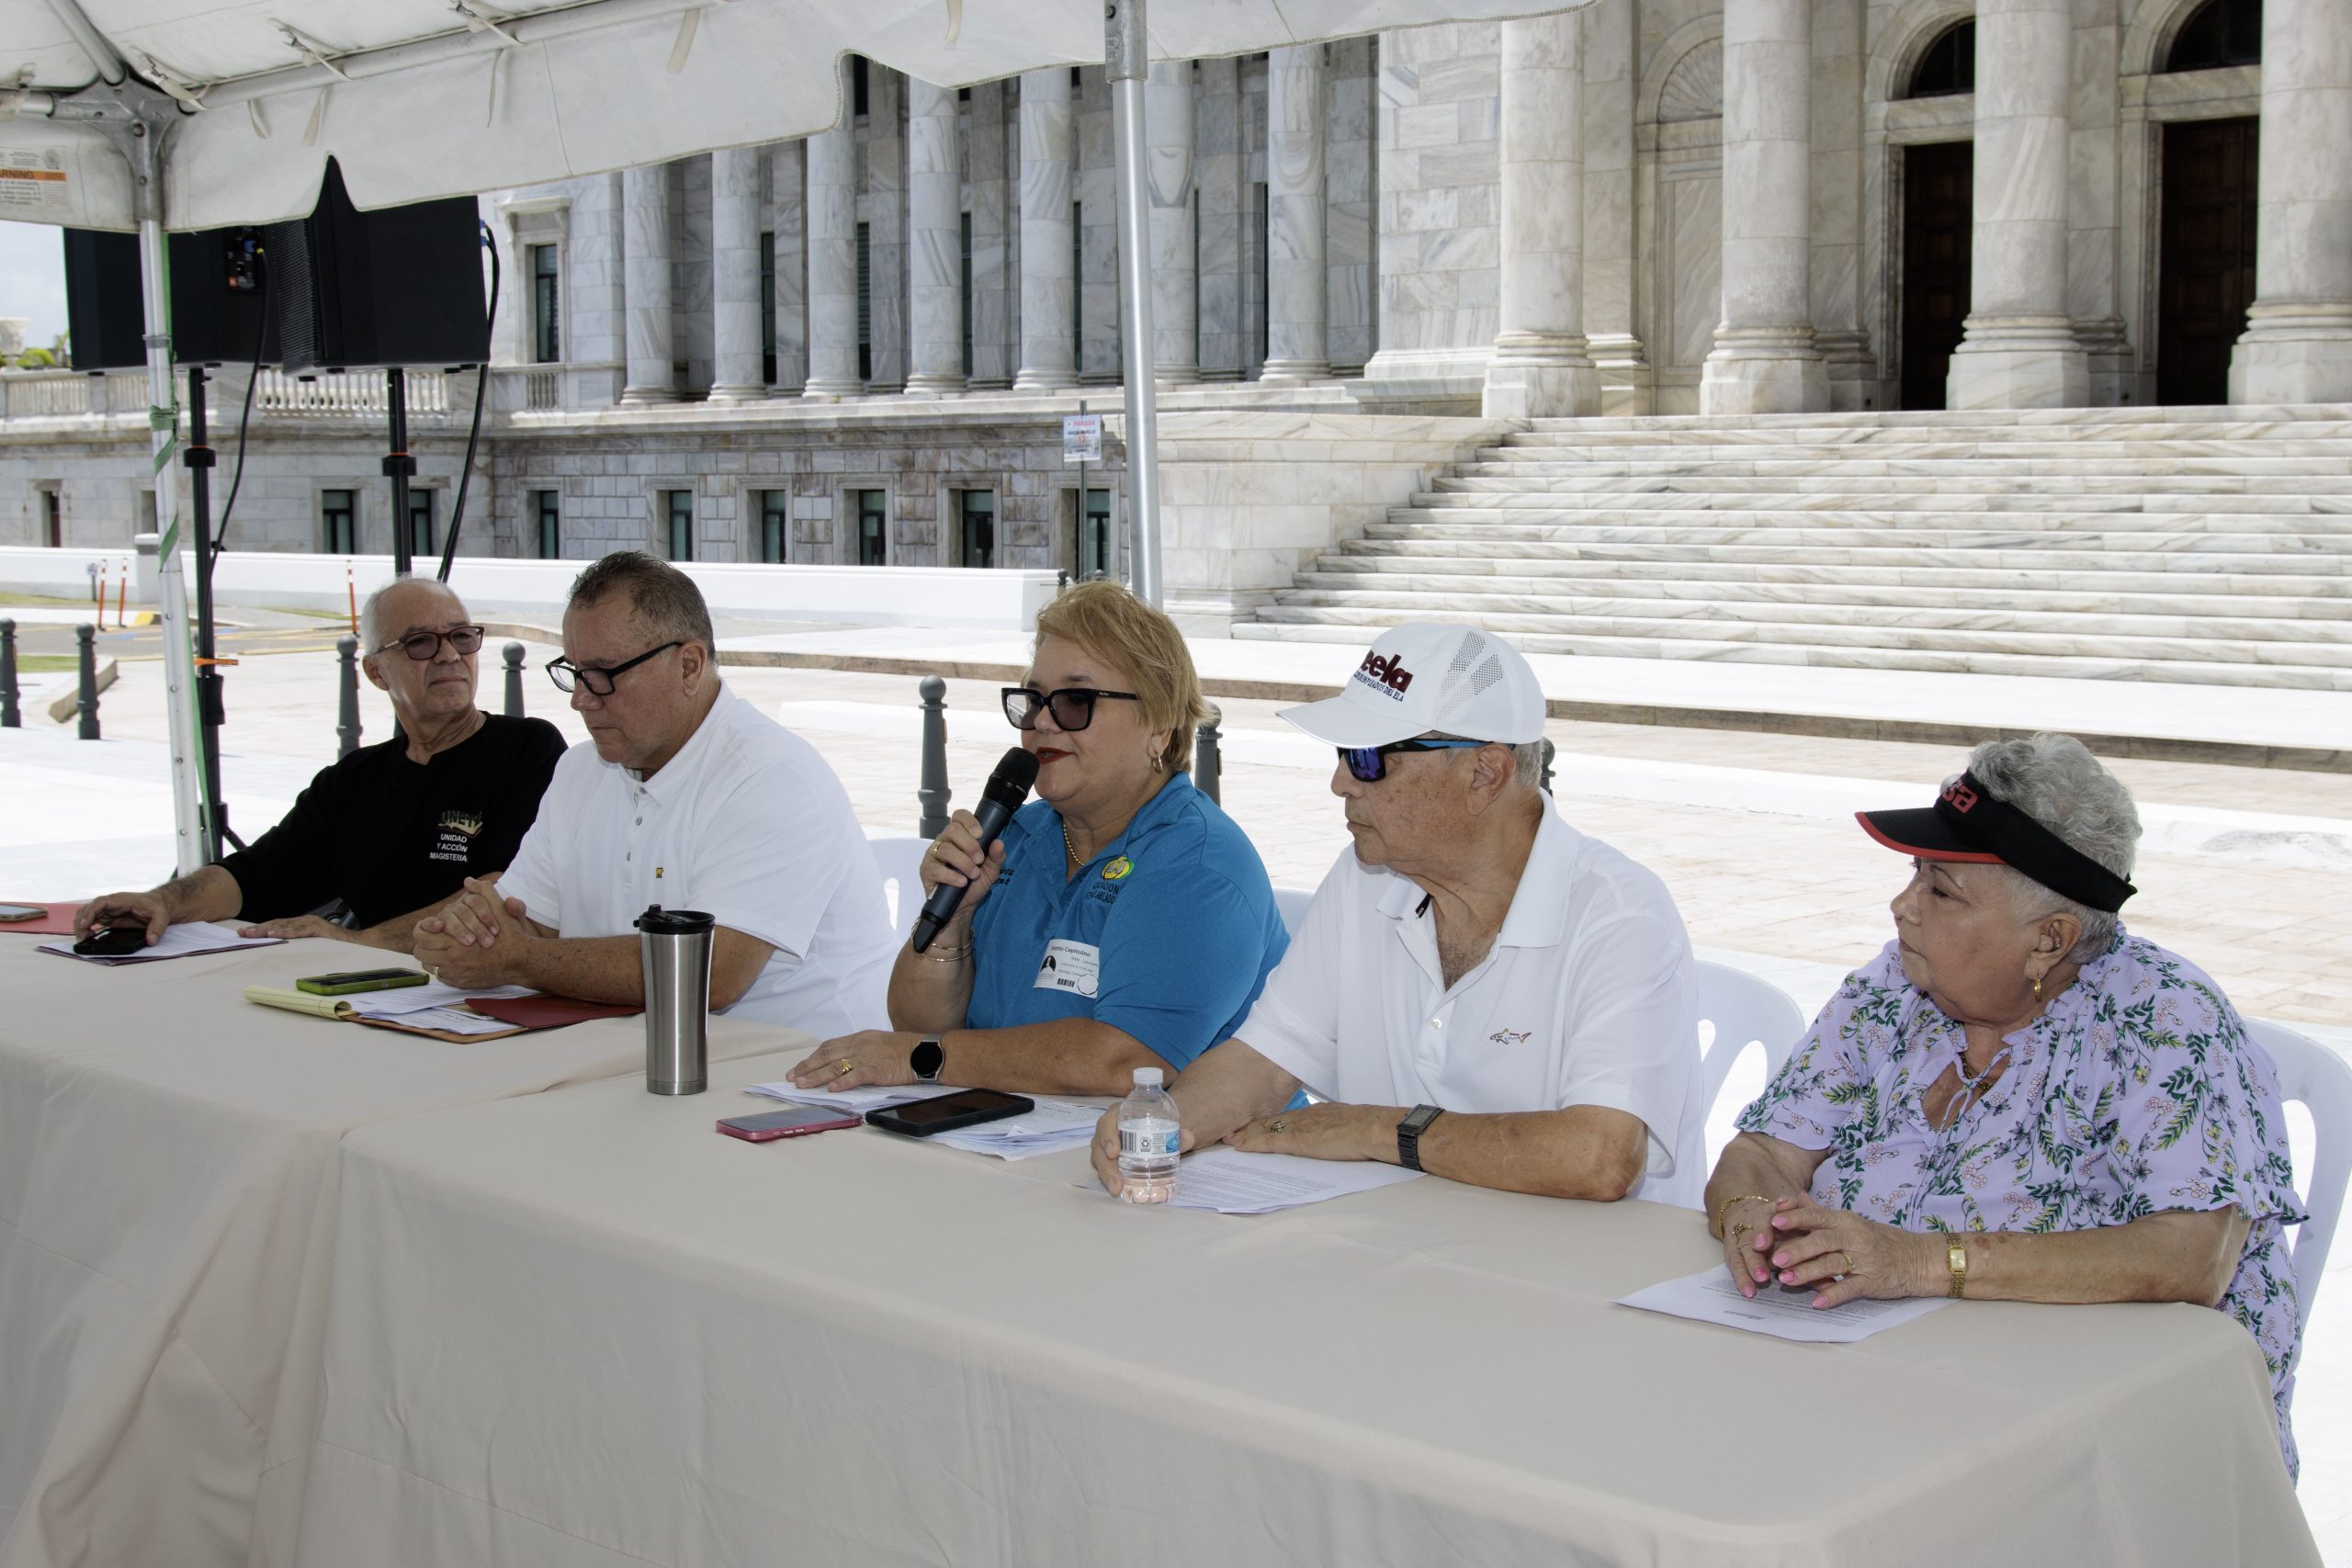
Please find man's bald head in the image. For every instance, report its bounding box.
[360,576,469,651]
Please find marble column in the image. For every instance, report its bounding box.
[1701,0,1827,414]
[905,79,967,397]
[803,70,863,398]
[707,146,766,402]
[1946,0,2086,408]
[2229,0,2352,403]
[1483,15,1598,419]
[767,141,808,392]
[1581,0,1650,412]
[1148,61,1199,385]
[619,163,678,404]
[1194,57,1244,380]
[1261,45,1329,382]
[1013,69,1079,389]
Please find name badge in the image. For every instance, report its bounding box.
[1034,939,1102,998]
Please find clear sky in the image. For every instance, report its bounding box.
[0,220,71,351]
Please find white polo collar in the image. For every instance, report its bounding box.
[1373,800,1577,950]
[624,684,734,801]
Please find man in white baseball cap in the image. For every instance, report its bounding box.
[1091,623,1704,1206]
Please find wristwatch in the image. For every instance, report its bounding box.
[1396,1103,1443,1171]
[909,1035,945,1082]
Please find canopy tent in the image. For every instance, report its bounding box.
[3,0,1565,876]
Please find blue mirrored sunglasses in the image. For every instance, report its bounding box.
[1338,739,1488,783]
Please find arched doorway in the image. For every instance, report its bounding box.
[1897,22,1975,411]
[2154,0,2261,405]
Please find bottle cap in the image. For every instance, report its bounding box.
[1134,1066,1164,1086]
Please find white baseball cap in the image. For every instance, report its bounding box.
[1278,625,1546,749]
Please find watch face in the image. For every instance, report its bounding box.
[910,1038,945,1080]
[1401,1104,1442,1134]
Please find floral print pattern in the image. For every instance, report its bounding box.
[1736,930,2306,1476]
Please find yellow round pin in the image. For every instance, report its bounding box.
[1102,856,1133,881]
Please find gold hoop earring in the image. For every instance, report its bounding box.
[1149,754,1164,773]
[2031,975,2044,1003]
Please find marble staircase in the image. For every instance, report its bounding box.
[1237,407,2352,690]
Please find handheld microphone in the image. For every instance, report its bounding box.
[910,746,1041,952]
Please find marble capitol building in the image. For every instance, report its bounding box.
[4,0,2349,688]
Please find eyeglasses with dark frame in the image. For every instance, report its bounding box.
[376,624,486,662]
[1338,738,1490,784]
[547,641,684,695]
[1001,685,1142,732]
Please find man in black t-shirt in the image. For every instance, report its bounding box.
[73,578,568,954]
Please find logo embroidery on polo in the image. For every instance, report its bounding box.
[1488,1029,1532,1046]
[1101,856,1133,881]
[1353,651,1414,701]
[429,807,489,864]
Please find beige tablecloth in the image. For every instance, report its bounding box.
[0,935,808,1568]
[289,1051,2316,1568]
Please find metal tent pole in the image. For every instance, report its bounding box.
[1104,0,1164,607]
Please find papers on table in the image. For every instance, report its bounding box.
[40,921,285,965]
[344,981,537,1038]
[1165,1148,1424,1214]
[745,1079,953,1113]
[1616,1268,1951,1344]
[930,1098,1101,1160]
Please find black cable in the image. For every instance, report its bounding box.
[214,261,269,550]
[437,220,499,583]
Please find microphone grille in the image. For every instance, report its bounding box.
[989,746,1041,798]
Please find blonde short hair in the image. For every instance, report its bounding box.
[1032,581,1208,775]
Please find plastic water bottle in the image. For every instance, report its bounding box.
[1116,1066,1182,1204]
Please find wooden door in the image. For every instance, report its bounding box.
[1901,141,1973,411]
[2158,117,2259,406]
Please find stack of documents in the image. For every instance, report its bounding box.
[40,922,284,964]
[929,1098,1101,1160]
[745,1080,948,1113]
[345,981,535,1038]
[1616,1269,1951,1343]
[1164,1148,1422,1213]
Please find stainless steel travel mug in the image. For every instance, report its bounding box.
[636,906,715,1095]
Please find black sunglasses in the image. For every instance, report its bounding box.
[1002,686,1141,732]
[376,625,484,661]
[1339,739,1489,783]
[547,641,684,695]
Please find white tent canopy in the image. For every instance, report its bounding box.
[6,0,1551,231]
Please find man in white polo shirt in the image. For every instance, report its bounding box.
[413,551,895,1038]
[1091,624,1703,1205]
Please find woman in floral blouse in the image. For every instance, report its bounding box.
[1705,733,2305,1475]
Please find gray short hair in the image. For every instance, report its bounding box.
[1961,734,2142,962]
[568,550,716,656]
[357,576,464,652]
[1430,733,1546,791]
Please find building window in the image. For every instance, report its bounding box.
[407,490,436,558]
[957,85,972,102]
[2165,0,2260,71]
[960,210,975,378]
[136,489,156,535]
[663,490,694,562]
[1069,64,1081,92]
[1075,488,1112,578]
[534,490,561,559]
[957,489,996,569]
[529,243,560,362]
[322,490,356,555]
[856,220,873,382]
[853,56,870,117]
[758,490,789,563]
[40,487,62,548]
[1904,21,1975,97]
[759,231,778,385]
[854,489,888,565]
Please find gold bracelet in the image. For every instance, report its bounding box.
[909,941,970,964]
[1946,1235,1969,1299]
[1714,1192,1773,1235]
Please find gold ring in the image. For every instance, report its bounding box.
[1270,1118,1288,1132]
[1837,1250,1856,1277]
[1732,1223,1751,1247]
[836,1058,854,1077]
[425,966,439,982]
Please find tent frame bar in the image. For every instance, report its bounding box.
[1104,0,1164,608]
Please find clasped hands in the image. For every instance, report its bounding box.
[1718,1195,1944,1309]
[411,874,534,987]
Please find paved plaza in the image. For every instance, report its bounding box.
[6,629,2352,1555]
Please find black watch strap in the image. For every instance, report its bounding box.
[1396,1104,1442,1172]
[910,1035,945,1081]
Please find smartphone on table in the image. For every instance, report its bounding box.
[717,1106,865,1143]
[865,1089,1034,1137]
[0,904,47,923]
[296,969,432,996]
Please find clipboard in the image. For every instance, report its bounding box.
[243,986,639,1042]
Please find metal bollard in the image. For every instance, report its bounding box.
[75,624,100,739]
[336,635,363,757]
[1194,703,1223,806]
[503,641,526,718]
[1540,738,1556,795]
[0,618,17,728]
[916,675,951,839]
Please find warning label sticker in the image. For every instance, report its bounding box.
[0,149,72,220]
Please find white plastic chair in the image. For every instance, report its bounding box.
[867,835,930,942]
[1693,961,1808,1134]
[2244,1019,2352,1316]
[1272,886,1314,940]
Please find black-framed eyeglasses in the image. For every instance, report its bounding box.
[547,641,684,695]
[1339,739,1489,783]
[376,624,485,662]
[1001,686,1142,732]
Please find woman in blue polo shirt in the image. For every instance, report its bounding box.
[792,582,1289,1095]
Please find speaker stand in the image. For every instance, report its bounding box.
[185,365,238,862]
[383,366,416,578]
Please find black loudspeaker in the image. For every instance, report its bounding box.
[60,158,484,374]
